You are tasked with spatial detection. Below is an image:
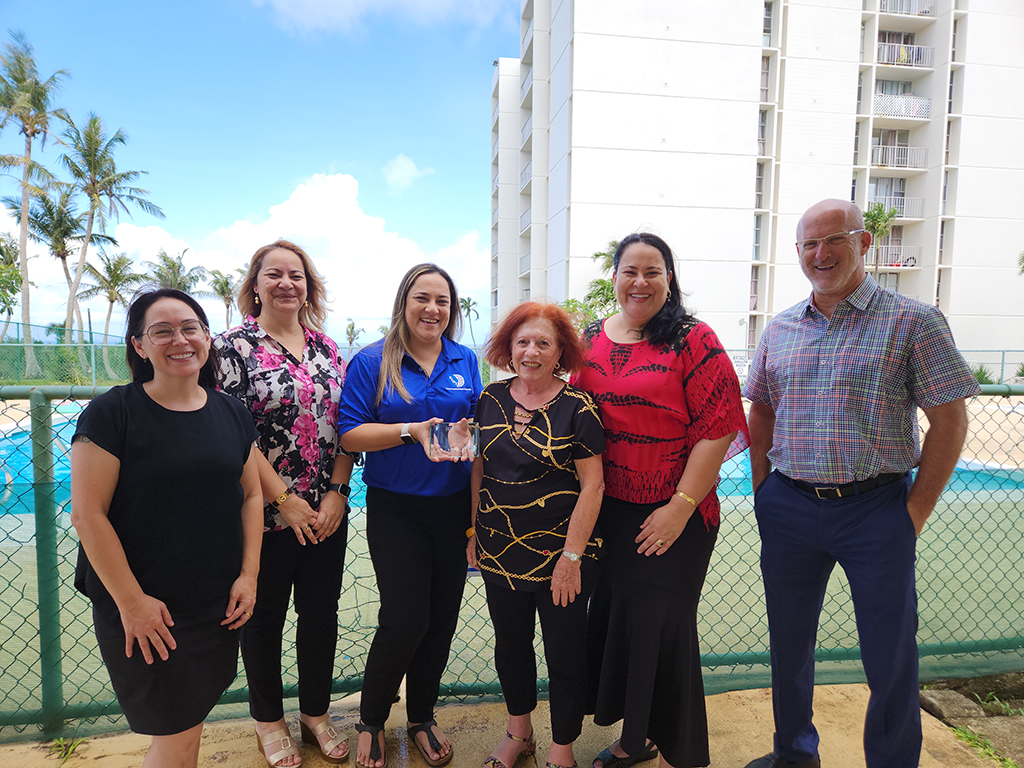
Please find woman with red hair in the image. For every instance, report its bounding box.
[468,301,605,768]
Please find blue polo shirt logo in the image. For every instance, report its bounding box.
[448,373,471,390]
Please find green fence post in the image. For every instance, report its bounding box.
[29,389,65,736]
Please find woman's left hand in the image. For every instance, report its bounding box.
[636,496,695,556]
[550,556,582,606]
[313,492,348,542]
[222,573,257,630]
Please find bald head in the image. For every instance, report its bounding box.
[796,199,865,241]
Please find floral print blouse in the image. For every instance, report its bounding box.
[214,315,348,531]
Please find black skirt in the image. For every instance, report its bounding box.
[587,496,718,768]
[94,598,239,735]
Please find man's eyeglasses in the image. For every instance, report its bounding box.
[138,321,208,346]
[796,229,867,254]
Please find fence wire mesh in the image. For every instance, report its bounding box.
[0,384,1021,742]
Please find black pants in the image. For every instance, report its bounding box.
[360,485,470,727]
[485,563,595,745]
[241,522,348,721]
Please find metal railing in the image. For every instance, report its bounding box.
[871,144,928,168]
[869,194,925,218]
[877,42,935,68]
[879,0,935,15]
[491,135,499,159]
[521,67,533,103]
[522,17,534,49]
[519,160,532,191]
[519,252,531,275]
[1,383,1022,740]
[866,245,923,267]
[521,114,533,147]
[873,93,931,119]
[520,206,532,233]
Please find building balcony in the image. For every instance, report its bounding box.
[522,17,534,51]
[869,195,925,218]
[871,145,928,169]
[521,114,533,148]
[877,43,934,68]
[879,0,935,16]
[492,203,499,225]
[492,172,499,195]
[873,93,931,120]
[521,67,533,105]
[491,273,498,291]
[492,136,499,160]
[519,160,532,191]
[867,245,922,268]
[492,102,499,127]
[520,206,532,233]
[491,241,499,258]
[519,251,531,275]
[758,138,766,156]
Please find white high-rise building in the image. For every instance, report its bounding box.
[489,0,1024,353]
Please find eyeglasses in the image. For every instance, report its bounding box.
[138,321,208,346]
[796,229,867,254]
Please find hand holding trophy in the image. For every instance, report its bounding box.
[429,418,480,462]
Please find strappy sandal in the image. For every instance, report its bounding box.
[300,717,349,764]
[592,740,658,768]
[484,730,537,768]
[256,727,301,767]
[354,723,386,768]
[407,719,453,767]
[546,761,578,768]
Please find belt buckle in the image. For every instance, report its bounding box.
[815,486,841,499]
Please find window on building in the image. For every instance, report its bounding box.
[760,57,770,102]
[492,290,498,308]
[757,111,767,156]
[877,272,900,293]
[755,162,765,209]
[948,71,955,112]
[853,122,861,164]
[942,170,949,215]
[851,173,857,203]
[945,121,952,164]
[763,2,773,47]
[856,72,864,113]
[875,225,903,268]
[747,316,758,351]
[753,214,763,261]
[938,220,946,264]
[876,79,913,96]
[750,266,760,311]
[934,270,942,308]
[951,20,958,61]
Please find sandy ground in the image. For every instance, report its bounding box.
[0,684,996,768]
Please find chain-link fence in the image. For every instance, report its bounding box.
[1,384,1021,742]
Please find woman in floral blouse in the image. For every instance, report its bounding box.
[215,240,355,768]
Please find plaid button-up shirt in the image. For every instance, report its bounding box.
[743,276,979,484]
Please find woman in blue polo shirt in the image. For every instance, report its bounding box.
[338,263,481,768]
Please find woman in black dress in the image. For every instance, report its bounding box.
[469,302,604,768]
[71,289,264,768]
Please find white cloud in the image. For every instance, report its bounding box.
[250,0,513,32]
[383,154,434,195]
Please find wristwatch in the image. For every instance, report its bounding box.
[561,550,581,562]
[400,423,416,445]
[272,490,291,508]
[328,483,351,498]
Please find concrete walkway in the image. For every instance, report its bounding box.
[0,684,995,767]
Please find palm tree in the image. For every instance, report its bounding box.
[459,296,480,348]
[0,233,22,342]
[863,202,899,273]
[60,111,164,339]
[207,268,245,330]
[1017,250,1023,277]
[144,248,207,292]
[78,251,146,379]
[0,31,69,375]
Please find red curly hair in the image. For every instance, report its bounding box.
[484,301,587,376]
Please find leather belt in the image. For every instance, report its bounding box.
[783,472,908,500]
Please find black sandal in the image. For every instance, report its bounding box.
[354,723,386,768]
[592,740,658,768]
[406,719,453,767]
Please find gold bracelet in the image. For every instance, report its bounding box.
[466,526,476,539]
[674,490,699,507]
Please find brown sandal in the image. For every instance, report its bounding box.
[483,730,536,768]
[256,727,301,767]
[300,717,349,764]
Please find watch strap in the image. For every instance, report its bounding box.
[272,490,290,508]
[400,423,416,445]
[328,483,351,497]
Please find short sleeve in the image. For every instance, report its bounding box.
[337,348,380,434]
[213,333,253,409]
[72,388,127,460]
[907,305,981,408]
[682,324,750,458]
[570,389,605,460]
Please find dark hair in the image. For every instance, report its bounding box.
[613,233,695,346]
[377,263,462,405]
[485,301,587,376]
[125,287,221,388]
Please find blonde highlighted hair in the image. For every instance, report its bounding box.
[237,239,328,332]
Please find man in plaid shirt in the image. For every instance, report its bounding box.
[742,199,980,768]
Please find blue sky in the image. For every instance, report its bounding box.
[1,0,519,342]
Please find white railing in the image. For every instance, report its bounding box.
[867,245,923,267]
[871,145,928,168]
[873,93,931,119]
[879,0,935,15]
[521,114,533,146]
[520,207,532,232]
[492,203,499,223]
[492,136,499,158]
[519,252,531,274]
[521,67,533,103]
[519,160,532,190]
[521,288,531,301]
[522,17,534,49]
[492,172,499,194]
[492,103,499,126]
[491,241,499,258]
[877,43,935,68]
[758,138,766,156]
[869,195,925,218]
[491,273,498,290]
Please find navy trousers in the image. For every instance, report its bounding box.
[754,471,921,768]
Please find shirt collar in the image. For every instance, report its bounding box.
[801,274,878,318]
[242,314,313,342]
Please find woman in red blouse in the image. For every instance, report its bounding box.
[572,233,749,768]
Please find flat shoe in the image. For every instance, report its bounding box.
[256,727,301,768]
[483,730,536,768]
[407,719,453,767]
[300,718,349,764]
[354,723,386,768]
[593,739,658,768]
[744,753,820,768]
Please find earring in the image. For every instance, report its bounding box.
[254,293,260,306]
[304,300,310,308]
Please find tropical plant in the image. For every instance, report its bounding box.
[207,268,245,330]
[863,202,899,273]
[560,239,620,330]
[0,31,69,375]
[144,248,206,293]
[59,111,164,339]
[1016,362,1024,379]
[345,318,365,348]
[1017,250,1023,277]
[0,232,22,341]
[459,296,479,347]
[78,251,146,378]
[974,364,995,385]
[377,324,389,338]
